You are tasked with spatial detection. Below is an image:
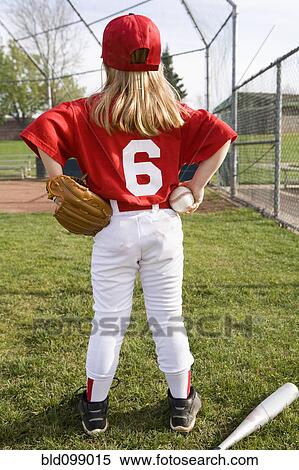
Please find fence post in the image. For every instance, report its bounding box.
[47,78,52,109]
[205,45,210,111]
[230,3,237,198]
[36,156,47,179]
[274,62,282,218]
[230,91,237,197]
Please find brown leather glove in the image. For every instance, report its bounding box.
[46,174,112,236]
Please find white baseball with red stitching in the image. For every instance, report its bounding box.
[169,186,195,213]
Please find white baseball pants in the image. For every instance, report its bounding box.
[86,203,194,388]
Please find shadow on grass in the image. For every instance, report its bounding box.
[209,390,289,450]
[110,399,168,434]
[0,393,81,449]
[0,393,169,449]
[1,389,291,449]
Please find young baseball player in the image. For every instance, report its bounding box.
[20,14,237,436]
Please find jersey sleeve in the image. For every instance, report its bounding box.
[180,108,238,166]
[20,101,75,167]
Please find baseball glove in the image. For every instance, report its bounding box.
[46,174,112,236]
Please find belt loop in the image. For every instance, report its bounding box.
[110,199,119,215]
[152,203,159,213]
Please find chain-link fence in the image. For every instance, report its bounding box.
[215,46,299,231]
[2,2,298,230]
[0,0,236,181]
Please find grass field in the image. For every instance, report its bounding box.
[0,140,28,155]
[0,140,37,178]
[0,206,298,450]
[236,133,299,185]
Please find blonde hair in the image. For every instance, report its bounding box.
[87,50,189,137]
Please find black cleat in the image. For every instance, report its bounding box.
[168,386,202,432]
[78,390,109,435]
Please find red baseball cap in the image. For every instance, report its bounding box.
[101,14,161,71]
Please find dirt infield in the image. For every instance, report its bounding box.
[0,180,53,213]
[0,180,237,214]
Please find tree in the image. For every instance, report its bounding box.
[162,45,187,100]
[0,41,47,122]
[0,40,85,123]
[5,0,86,106]
[52,76,86,106]
[0,43,9,123]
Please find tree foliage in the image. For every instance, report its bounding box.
[0,40,85,123]
[162,45,187,100]
[0,41,47,123]
[0,0,86,122]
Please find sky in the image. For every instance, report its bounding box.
[0,0,298,110]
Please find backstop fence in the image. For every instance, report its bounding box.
[0,0,236,180]
[215,46,299,231]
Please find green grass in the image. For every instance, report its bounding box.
[0,140,29,155]
[236,133,299,185]
[0,205,298,450]
[0,140,37,178]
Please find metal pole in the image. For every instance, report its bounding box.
[47,78,53,108]
[180,0,209,111]
[230,3,237,197]
[234,44,299,91]
[65,0,102,47]
[274,62,282,218]
[205,46,210,111]
[180,0,208,47]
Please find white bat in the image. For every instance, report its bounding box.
[213,382,299,450]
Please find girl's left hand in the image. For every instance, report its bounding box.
[179,182,205,214]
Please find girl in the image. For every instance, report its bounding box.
[20,13,237,435]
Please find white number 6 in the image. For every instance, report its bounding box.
[123,140,162,196]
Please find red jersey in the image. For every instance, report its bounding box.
[20,98,237,206]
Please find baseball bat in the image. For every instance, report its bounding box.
[213,382,299,450]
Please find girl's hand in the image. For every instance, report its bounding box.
[179,181,205,214]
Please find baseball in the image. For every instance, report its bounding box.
[169,186,195,213]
